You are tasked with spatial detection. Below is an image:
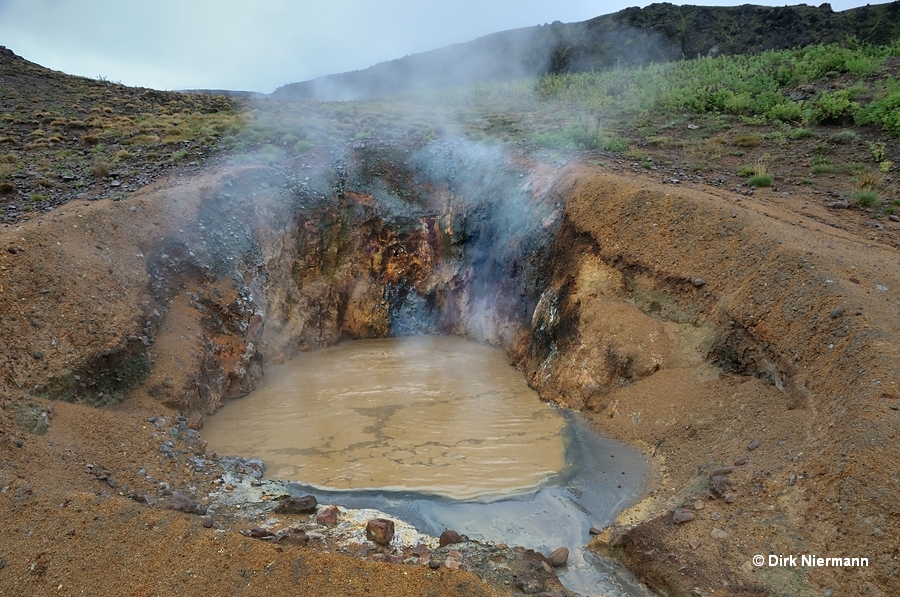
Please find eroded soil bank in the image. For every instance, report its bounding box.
[1,138,898,596]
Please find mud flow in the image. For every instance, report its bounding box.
[203,335,651,595]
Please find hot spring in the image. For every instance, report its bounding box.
[203,335,652,596]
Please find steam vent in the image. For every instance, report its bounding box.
[3,11,900,595]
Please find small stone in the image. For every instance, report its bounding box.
[366,518,395,546]
[274,528,309,545]
[167,491,207,515]
[708,467,735,478]
[201,516,214,528]
[693,500,706,510]
[889,214,900,222]
[547,547,569,567]
[711,528,729,540]
[315,505,339,527]
[747,439,761,451]
[411,544,429,557]
[709,475,731,497]
[832,200,850,209]
[13,439,23,448]
[829,308,845,319]
[32,351,43,359]
[352,542,368,556]
[673,508,695,523]
[724,493,737,503]
[691,277,707,288]
[428,560,441,569]
[249,527,271,538]
[689,540,701,550]
[733,458,748,466]
[824,589,835,597]
[589,526,603,535]
[439,529,461,547]
[273,494,318,515]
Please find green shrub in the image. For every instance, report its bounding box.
[533,125,628,152]
[829,130,859,144]
[788,128,816,140]
[746,162,772,187]
[811,90,860,124]
[851,190,879,207]
[767,101,806,122]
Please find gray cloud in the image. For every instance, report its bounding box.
[0,0,878,92]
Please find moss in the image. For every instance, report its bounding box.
[38,351,152,407]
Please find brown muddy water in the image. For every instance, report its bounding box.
[203,336,567,499]
[203,336,652,596]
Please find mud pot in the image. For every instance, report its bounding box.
[203,335,651,595]
[2,136,899,597]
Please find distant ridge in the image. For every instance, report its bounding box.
[273,1,900,101]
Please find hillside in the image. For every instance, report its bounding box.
[274,1,900,101]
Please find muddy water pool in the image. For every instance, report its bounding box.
[203,336,651,596]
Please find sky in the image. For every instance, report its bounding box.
[0,0,882,93]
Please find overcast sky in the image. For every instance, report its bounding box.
[0,0,881,93]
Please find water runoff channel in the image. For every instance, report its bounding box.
[202,335,652,596]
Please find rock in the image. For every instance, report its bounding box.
[273,527,309,545]
[546,547,569,567]
[691,277,707,288]
[734,458,748,466]
[366,518,395,546]
[747,439,761,451]
[514,569,547,594]
[201,516,214,528]
[710,528,729,540]
[273,494,318,515]
[689,540,701,550]
[439,529,461,547]
[589,526,603,535]
[248,527,272,538]
[709,475,731,497]
[167,491,207,515]
[889,214,900,222]
[724,492,737,503]
[673,508,695,523]
[693,500,706,510]
[242,458,265,478]
[428,560,441,569]
[708,466,735,478]
[186,412,203,430]
[13,439,23,448]
[830,307,845,319]
[315,505,339,527]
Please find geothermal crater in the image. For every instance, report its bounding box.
[2,136,898,597]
